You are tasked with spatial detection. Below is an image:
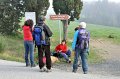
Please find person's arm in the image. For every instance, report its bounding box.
[87,31,90,54]
[55,44,61,53]
[72,30,79,50]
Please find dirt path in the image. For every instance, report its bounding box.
[91,39,120,60]
[89,39,120,76]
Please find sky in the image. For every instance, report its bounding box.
[83,0,120,3]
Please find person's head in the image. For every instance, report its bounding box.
[24,19,34,28]
[79,22,86,29]
[38,16,46,26]
[61,40,66,45]
[74,27,80,31]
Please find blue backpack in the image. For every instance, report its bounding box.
[33,25,45,46]
[77,28,90,50]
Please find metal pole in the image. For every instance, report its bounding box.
[58,9,61,44]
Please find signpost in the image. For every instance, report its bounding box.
[50,14,69,20]
[50,14,70,43]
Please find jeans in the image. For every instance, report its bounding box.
[37,45,51,69]
[73,48,88,72]
[24,41,34,65]
[60,50,71,61]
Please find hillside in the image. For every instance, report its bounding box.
[0,20,120,63]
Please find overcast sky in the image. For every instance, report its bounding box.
[83,0,120,3]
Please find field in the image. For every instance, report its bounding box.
[0,19,120,63]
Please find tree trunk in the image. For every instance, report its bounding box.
[36,12,38,25]
[62,20,68,40]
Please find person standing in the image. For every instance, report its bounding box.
[74,27,82,67]
[22,19,36,67]
[33,17,53,72]
[72,22,90,74]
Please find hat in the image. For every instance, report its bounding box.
[38,16,46,23]
[38,17,44,24]
[79,22,86,28]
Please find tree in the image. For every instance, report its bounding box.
[23,0,49,24]
[53,0,83,40]
[0,0,49,35]
[0,0,24,35]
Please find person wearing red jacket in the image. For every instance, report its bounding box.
[55,40,71,63]
[22,19,36,67]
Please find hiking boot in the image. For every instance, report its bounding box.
[26,64,30,67]
[40,66,46,72]
[72,69,77,73]
[46,69,52,72]
[31,64,36,67]
[67,59,71,63]
[84,71,88,74]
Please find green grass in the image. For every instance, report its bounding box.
[88,48,104,64]
[0,19,120,64]
[88,24,120,43]
[0,35,6,53]
[0,35,24,62]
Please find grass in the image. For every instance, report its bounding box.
[88,47,105,64]
[0,34,24,62]
[0,35,6,53]
[0,19,120,64]
[87,24,120,44]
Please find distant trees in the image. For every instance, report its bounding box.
[0,0,49,35]
[80,1,120,27]
[53,0,83,40]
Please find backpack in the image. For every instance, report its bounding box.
[77,28,89,50]
[43,24,53,37]
[33,25,46,46]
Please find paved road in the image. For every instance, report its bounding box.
[0,60,119,79]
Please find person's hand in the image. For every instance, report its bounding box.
[57,50,61,53]
[72,49,75,52]
[87,48,90,55]
[59,50,62,52]
[58,50,62,53]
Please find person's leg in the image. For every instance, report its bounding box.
[44,45,51,70]
[78,55,82,67]
[59,53,69,61]
[24,41,29,66]
[72,48,79,72]
[80,49,88,74]
[37,45,44,69]
[66,50,71,57]
[28,41,35,67]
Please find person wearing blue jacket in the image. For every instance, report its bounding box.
[72,22,90,74]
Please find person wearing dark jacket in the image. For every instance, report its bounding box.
[34,17,53,72]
